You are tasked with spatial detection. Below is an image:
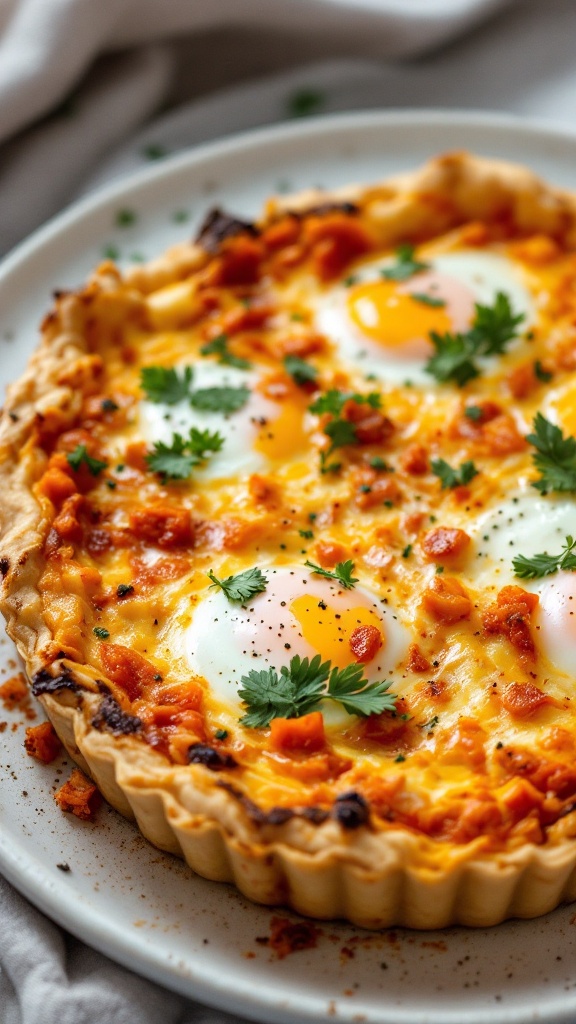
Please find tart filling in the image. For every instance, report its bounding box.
[4,153,576,927]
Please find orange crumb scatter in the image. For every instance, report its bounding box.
[422,576,472,622]
[407,643,431,673]
[499,682,551,717]
[313,539,348,567]
[25,721,62,763]
[349,625,382,663]
[100,643,159,701]
[268,916,322,958]
[0,673,28,708]
[483,585,539,659]
[54,768,101,820]
[422,527,470,561]
[129,506,193,548]
[270,712,325,754]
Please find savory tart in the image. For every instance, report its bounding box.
[5,152,576,929]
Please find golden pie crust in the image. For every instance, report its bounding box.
[4,152,576,929]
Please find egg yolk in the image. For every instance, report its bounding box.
[290,593,385,669]
[254,396,309,461]
[347,279,452,350]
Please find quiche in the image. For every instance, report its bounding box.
[5,152,576,929]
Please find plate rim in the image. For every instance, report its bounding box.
[4,106,576,1024]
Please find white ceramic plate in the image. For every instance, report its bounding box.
[4,111,576,1024]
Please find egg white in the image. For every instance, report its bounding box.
[138,362,276,480]
[185,566,411,727]
[315,250,534,388]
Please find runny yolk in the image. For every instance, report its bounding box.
[254,398,309,461]
[290,594,386,669]
[347,279,452,349]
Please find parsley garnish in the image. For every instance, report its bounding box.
[513,535,576,579]
[207,567,268,602]
[238,654,398,727]
[116,584,134,598]
[309,389,382,473]
[214,728,228,740]
[66,445,108,476]
[431,458,479,489]
[146,428,224,481]
[141,365,193,404]
[299,529,314,539]
[526,412,576,494]
[116,208,136,228]
[189,385,250,414]
[283,355,318,386]
[534,359,553,383]
[93,627,110,639]
[380,244,429,282]
[425,292,524,386]
[464,405,483,421]
[304,559,358,590]
[409,292,445,308]
[200,333,251,370]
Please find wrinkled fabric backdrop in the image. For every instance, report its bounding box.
[2,0,576,1021]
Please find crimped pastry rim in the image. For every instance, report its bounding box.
[3,151,576,929]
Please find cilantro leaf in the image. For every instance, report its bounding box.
[238,653,398,727]
[431,458,479,489]
[310,389,382,473]
[207,566,268,602]
[66,444,108,476]
[200,333,251,370]
[426,331,479,387]
[304,558,358,589]
[146,428,224,481]
[513,535,576,579]
[326,664,398,717]
[409,292,445,308]
[425,291,524,386]
[140,365,193,404]
[283,355,318,386]
[189,385,250,414]
[468,292,525,356]
[380,244,429,282]
[239,655,328,727]
[526,412,576,494]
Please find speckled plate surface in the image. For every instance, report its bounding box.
[3,111,576,1024]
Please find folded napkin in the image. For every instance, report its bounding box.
[3,1,576,1022]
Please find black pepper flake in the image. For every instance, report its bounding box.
[56,862,71,872]
[333,791,369,830]
[187,743,238,770]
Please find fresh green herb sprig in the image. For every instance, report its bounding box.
[309,389,382,473]
[380,244,429,282]
[425,292,524,386]
[513,535,576,579]
[200,333,251,370]
[207,566,268,602]
[140,366,194,404]
[140,365,249,414]
[304,558,358,589]
[66,444,108,476]
[283,355,318,386]
[189,385,250,414]
[526,412,576,494]
[431,458,479,489]
[239,653,398,727]
[409,292,445,308]
[146,428,224,481]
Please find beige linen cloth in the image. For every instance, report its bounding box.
[2,1,576,1021]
